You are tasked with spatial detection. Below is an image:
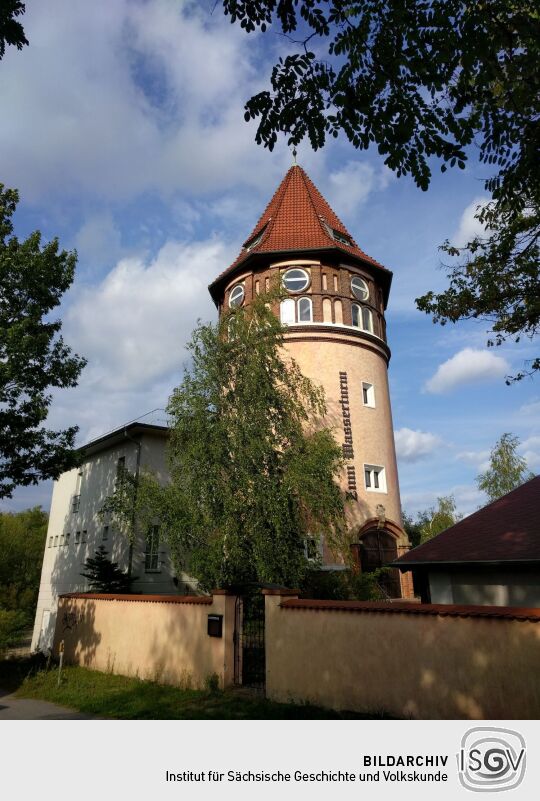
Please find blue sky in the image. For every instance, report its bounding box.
[2,0,538,517]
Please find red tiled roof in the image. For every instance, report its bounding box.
[208,165,389,298]
[395,476,540,566]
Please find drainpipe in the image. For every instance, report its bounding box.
[123,428,141,577]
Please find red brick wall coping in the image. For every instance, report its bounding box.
[59,592,213,605]
[262,588,301,596]
[279,598,540,622]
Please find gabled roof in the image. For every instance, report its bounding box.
[395,476,540,568]
[208,165,390,303]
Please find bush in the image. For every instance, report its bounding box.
[0,609,28,651]
[300,569,389,601]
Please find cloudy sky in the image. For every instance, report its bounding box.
[2,0,538,517]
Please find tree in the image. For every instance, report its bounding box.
[0,506,47,618]
[0,1,27,60]
[104,295,347,592]
[0,185,87,499]
[404,496,462,547]
[80,546,136,594]
[476,432,534,503]
[222,0,540,378]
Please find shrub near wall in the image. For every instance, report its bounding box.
[54,592,236,690]
[264,591,540,719]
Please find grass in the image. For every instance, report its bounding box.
[0,657,391,719]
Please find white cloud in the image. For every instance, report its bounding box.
[65,237,231,391]
[455,449,491,472]
[425,348,510,394]
[453,196,489,247]
[394,428,442,462]
[519,399,540,417]
[0,0,290,203]
[325,161,392,214]
[520,436,540,470]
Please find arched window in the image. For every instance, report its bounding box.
[280,298,295,325]
[352,303,373,332]
[298,297,312,322]
[362,306,373,332]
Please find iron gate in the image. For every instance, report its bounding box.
[234,591,265,690]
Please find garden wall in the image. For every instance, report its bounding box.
[54,591,236,689]
[264,590,540,719]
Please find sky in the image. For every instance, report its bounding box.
[1,0,538,518]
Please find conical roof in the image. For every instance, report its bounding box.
[209,164,389,302]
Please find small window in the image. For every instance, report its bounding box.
[282,268,309,293]
[65,532,70,546]
[54,535,58,547]
[75,531,81,545]
[82,530,87,542]
[280,298,296,326]
[245,226,266,251]
[352,304,373,332]
[72,495,80,513]
[351,276,369,301]
[102,525,109,542]
[364,465,386,493]
[48,537,53,548]
[304,535,322,562]
[362,306,373,332]
[229,284,245,308]
[145,525,160,572]
[298,297,312,322]
[60,534,65,546]
[362,382,375,408]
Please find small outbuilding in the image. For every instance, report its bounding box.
[394,476,540,607]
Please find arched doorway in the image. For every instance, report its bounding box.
[355,522,402,598]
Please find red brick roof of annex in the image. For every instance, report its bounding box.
[394,476,540,567]
[208,164,392,305]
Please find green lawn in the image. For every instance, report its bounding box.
[0,657,391,719]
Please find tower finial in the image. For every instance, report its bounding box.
[292,147,298,166]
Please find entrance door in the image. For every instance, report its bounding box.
[359,529,401,597]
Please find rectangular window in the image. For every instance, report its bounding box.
[364,465,386,493]
[72,494,80,513]
[75,531,81,545]
[102,525,109,541]
[145,525,160,572]
[362,382,375,408]
[48,537,53,548]
[82,530,87,543]
[60,534,65,546]
[65,532,71,546]
[54,535,58,547]
[322,273,327,291]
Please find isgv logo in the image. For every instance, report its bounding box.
[458,727,526,792]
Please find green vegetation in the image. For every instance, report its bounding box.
[103,294,347,592]
[477,433,535,503]
[403,496,462,548]
[300,568,389,601]
[0,1,27,60]
[0,658,391,719]
[80,546,136,593]
[0,506,47,649]
[0,185,86,499]
[223,0,539,380]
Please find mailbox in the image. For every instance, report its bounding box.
[207,614,223,638]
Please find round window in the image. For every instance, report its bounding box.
[351,276,369,301]
[229,284,245,308]
[282,268,310,293]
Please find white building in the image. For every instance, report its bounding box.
[31,420,193,653]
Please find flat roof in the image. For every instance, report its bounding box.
[79,421,169,458]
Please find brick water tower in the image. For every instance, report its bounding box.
[209,165,412,597]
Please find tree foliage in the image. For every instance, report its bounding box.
[476,432,534,503]
[0,1,27,60]
[222,0,540,378]
[0,185,87,499]
[403,495,462,547]
[105,295,347,591]
[80,546,136,594]
[0,505,47,620]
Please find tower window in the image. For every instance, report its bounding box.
[280,298,296,325]
[102,525,109,542]
[352,304,373,332]
[362,382,375,408]
[145,525,161,572]
[298,297,313,322]
[282,268,309,293]
[229,284,245,308]
[351,276,369,301]
[364,465,387,493]
[75,531,81,545]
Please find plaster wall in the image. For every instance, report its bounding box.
[429,569,540,607]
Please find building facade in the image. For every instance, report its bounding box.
[209,166,412,596]
[32,165,412,651]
